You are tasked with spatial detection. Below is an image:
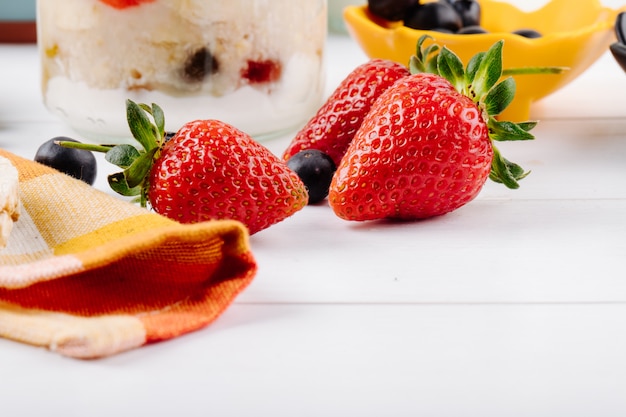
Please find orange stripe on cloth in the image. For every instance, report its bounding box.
[0,149,57,182]
[138,253,256,342]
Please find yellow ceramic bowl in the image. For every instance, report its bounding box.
[344,0,625,121]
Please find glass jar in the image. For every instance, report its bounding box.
[37,0,327,141]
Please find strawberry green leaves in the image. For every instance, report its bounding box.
[489,146,530,189]
[56,99,165,205]
[104,144,141,169]
[437,47,466,93]
[139,102,165,144]
[105,100,164,204]
[409,35,565,189]
[126,100,159,152]
[483,76,516,116]
[467,40,504,102]
[409,35,439,74]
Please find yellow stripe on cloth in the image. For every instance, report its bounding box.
[54,213,176,256]
[0,150,258,358]
[20,172,151,250]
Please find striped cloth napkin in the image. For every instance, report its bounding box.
[0,149,257,359]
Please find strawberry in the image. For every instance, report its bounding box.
[59,101,308,235]
[98,0,154,9]
[282,59,410,167]
[329,36,561,221]
[329,72,492,220]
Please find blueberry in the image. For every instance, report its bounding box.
[404,2,463,33]
[451,0,481,27]
[34,137,97,185]
[286,150,336,205]
[367,0,418,22]
[513,29,542,38]
[182,47,219,83]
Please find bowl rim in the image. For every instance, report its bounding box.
[345,0,626,45]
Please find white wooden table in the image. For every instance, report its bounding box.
[1,4,626,415]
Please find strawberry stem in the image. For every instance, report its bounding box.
[54,141,114,153]
[503,67,568,76]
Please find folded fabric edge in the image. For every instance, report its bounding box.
[0,217,253,289]
[78,217,253,269]
[0,300,147,359]
[0,218,258,358]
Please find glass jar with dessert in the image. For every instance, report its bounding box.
[37,0,327,141]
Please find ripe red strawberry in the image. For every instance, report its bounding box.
[329,73,491,220]
[329,37,547,221]
[60,101,308,235]
[147,120,308,233]
[282,59,410,167]
[98,0,154,9]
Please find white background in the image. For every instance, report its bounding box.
[1,1,626,416]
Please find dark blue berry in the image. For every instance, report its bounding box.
[513,29,542,38]
[404,2,463,33]
[367,0,418,22]
[286,150,336,205]
[35,137,97,185]
[182,47,219,83]
[451,0,481,27]
[615,12,626,44]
